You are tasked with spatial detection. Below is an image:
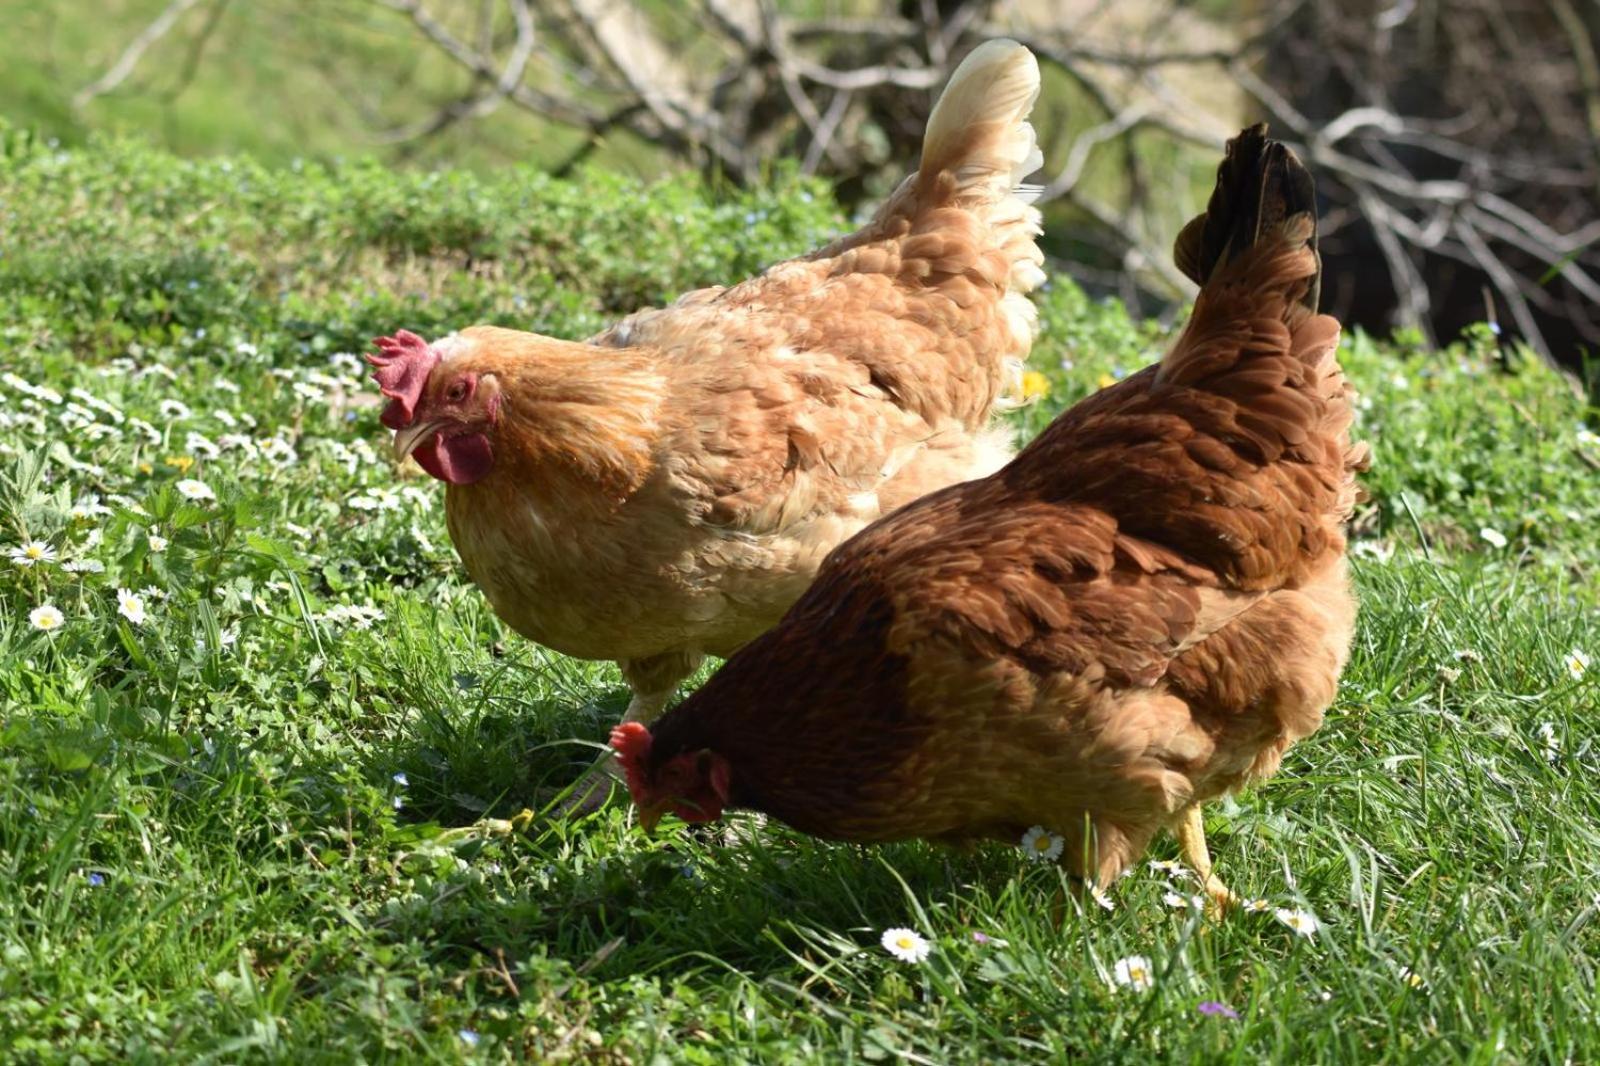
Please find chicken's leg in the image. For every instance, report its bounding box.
[438,654,700,842]
[553,651,704,818]
[1175,805,1239,917]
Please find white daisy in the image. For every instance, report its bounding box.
[1566,649,1590,681]
[1162,890,1202,910]
[116,588,148,626]
[320,604,386,630]
[29,604,65,632]
[184,433,220,460]
[1479,527,1508,549]
[128,418,163,445]
[1021,825,1064,862]
[1112,954,1155,992]
[1274,907,1319,937]
[147,534,169,553]
[176,479,215,502]
[1398,966,1428,991]
[1089,883,1116,912]
[1240,898,1271,914]
[258,437,296,465]
[68,497,112,521]
[62,559,105,574]
[1537,721,1560,763]
[1148,859,1188,878]
[9,540,57,567]
[159,399,192,420]
[880,927,931,963]
[217,433,256,455]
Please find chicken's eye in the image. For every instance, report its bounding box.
[445,379,470,403]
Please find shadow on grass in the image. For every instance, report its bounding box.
[379,686,632,827]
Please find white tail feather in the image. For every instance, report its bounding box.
[920,40,1043,203]
[919,40,1047,406]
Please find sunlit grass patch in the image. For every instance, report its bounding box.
[1,135,1597,1061]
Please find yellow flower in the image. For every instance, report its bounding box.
[165,455,195,473]
[1096,372,1117,390]
[1020,370,1050,400]
[138,462,153,475]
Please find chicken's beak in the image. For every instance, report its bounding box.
[392,420,442,463]
[637,803,666,834]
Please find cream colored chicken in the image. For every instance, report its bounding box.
[368,41,1045,799]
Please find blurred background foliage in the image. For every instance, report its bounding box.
[2,0,1598,375]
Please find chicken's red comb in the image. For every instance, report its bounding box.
[609,722,653,794]
[367,329,439,429]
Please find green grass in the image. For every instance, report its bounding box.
[2,133,1599,1063]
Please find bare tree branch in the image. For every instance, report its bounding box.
[375,0,537,143]
[73,0,209,110]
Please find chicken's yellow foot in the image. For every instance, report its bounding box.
[1175,805,1240,918]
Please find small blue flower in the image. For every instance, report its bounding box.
[458,1028,480,1047]
[1197,1000,1239,1019]
[392,772,409,787]
[86,871,105,887]
[392,795,405,810]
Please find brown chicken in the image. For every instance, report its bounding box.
[612,126,1370,907]
[368,42,1045,768]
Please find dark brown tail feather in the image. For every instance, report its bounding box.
[1173,124,1322,313]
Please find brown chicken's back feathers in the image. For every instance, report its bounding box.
[635,126,1368,882]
